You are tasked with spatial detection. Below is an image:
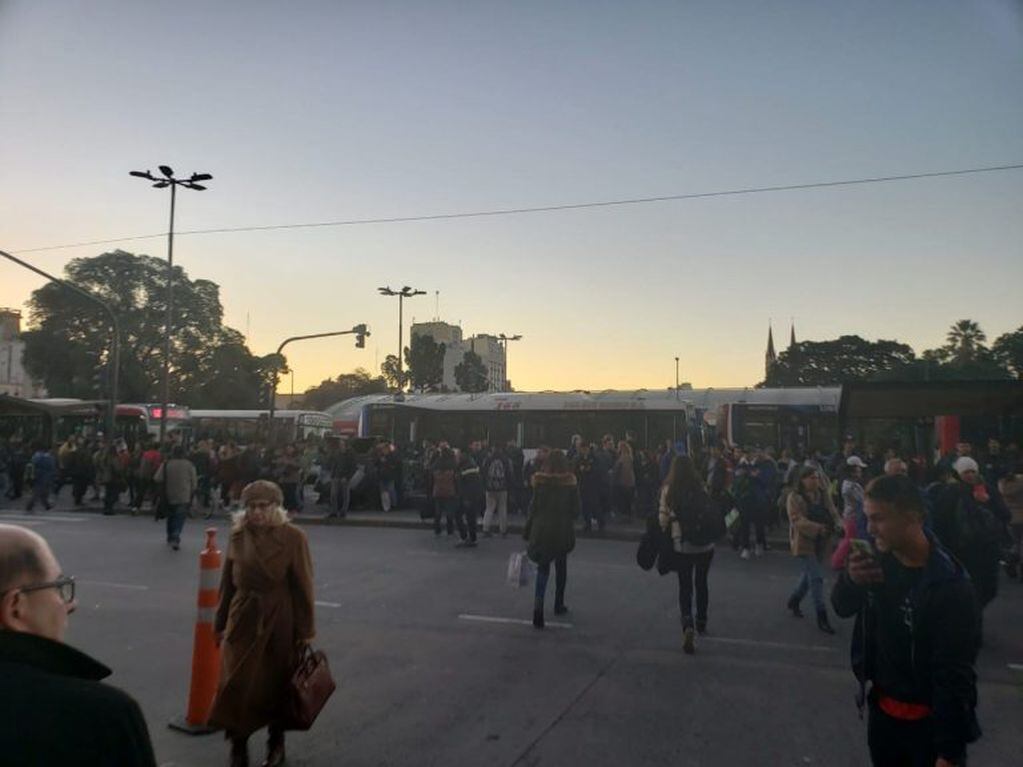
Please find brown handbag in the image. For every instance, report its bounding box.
[285,644,337,730]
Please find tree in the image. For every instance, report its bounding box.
[916,320,1011,380]
[21,250,274,405]
[299,368,388,410]
[380,354,407,390]
[761,335,916,386]
[404,334,446,392]
[944,319,987,365]
[454,350,489,392]
[992,326,1023,380]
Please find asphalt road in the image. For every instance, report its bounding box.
[2,506,1020,767]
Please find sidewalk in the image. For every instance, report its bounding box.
[1,493,790,546]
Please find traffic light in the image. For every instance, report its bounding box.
[354,323,369,349]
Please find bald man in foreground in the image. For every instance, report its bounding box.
[0,524,156,766]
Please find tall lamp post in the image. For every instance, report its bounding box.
[1,249,121,436]
[378,286,425,392]
[675,356,680,401]
[129,165,212,444]
[496,333,522,392]
[267,324,369,442]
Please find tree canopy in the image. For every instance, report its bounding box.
[454,350,489,392]
[405,334,446,392]
[22,250,280,407]
[299,368,388,410]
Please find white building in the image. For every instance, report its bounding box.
[410,321,508,392]
[0,308,46,397]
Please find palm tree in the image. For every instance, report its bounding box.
[945,319,987,364]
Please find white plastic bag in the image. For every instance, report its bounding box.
[506,550,534,588]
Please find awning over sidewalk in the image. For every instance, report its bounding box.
[838,380,1023,422]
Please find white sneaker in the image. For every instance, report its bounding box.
[754,544,764,558]
[740,548,751,560]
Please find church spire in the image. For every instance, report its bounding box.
[789,320,796,349]
[766,323,777,378]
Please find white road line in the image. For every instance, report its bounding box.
[458,613,573,630]
[315,600,342,608]
[0,513,89,523]
[77,579,150,591]
[700,636,836,653]
[1008,663,1023,672]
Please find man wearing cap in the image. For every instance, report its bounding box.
[832,475,981,766]
[932,457,1010,638]
[0,524,156,765]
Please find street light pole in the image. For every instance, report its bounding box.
[1,248,121,436]
[378,286,425,392]
[675,356,680,401]
[267,325,369,442]
[130,165,212,444]
[496,333,522,392]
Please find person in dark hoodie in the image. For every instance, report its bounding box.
[831,475,980,767]
[455,448,483,547]
[0,524,156,766]
[524,449,580,629]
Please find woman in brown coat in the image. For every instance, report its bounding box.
[210,480,316,767]
[785,465,842,634]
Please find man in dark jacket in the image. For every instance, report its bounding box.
[831,475,980,767]
[0,524,156,765]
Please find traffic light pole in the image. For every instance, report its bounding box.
[1,248,121,437]
[267,325,369,442]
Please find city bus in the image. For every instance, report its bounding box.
[115,403,192,446]
[189,409,335,445]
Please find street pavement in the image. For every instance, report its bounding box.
[1,499,1020,767]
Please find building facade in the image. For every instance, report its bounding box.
[410,321,508,392]
[0,308,46,398]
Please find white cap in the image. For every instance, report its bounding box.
[953,457,979,476]
[846,456,868,468]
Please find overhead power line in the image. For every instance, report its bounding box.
[12,162,1023,255]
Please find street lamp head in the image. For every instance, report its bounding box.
[158,165,175,178]
[183,183,207,191]
[152,181,170,188]
[378,286,395,296]
[129,170,154,180]
[190,173,213,182]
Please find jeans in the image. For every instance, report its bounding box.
[867,699,947,766]
[535,555,567,609]
[580,486,605,531]
[26,484,51,511]
[613,485,635,518]
[790,550,826,611]
[329,478,351,516]
[379,479,396,511]
[103,481,120,513]
[483,491,508,534]
[434,497,458,534]
[166,502,188,543]
[676,549,715,629]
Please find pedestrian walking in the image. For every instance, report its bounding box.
[482,445,514,536]
[659,455,722,654]
[831,456,869,570]
[573,442,604,532]
[455,449,483,547]
[209,480,316,767]
[25,442,55,512]
[524,449,579,629]
[611,440,636,519]
[831,474,981,766]
[734,459,770,559]
[431,446,460,536]
[0,524,157,765]
[325,438,356,518]
[786,465,842,634]
[154,445,197,551]
[998,458,1023,581]
[93,442,123,515]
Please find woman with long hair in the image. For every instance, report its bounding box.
[611,440,636,519]
[524,449,580,628]
[210,480,316,767]
[785,465,842,634]
[659,455,717,654]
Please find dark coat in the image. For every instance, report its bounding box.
[0,630,156,766]
[210,521,316,737]
[524,472,580,564]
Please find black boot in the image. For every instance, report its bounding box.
[816,609,836,635]
[787,594,804,618]
[263,726,285,767]
[554,603,569,616]
[532,599,545,629]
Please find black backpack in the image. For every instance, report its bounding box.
[680,489,725,546]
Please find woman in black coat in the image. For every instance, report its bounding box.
[524,449,580,628]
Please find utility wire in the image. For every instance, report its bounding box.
[12,162,1023,255]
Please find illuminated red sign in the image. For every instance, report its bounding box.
[149,407,189,420]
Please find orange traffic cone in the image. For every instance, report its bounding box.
[169,527,223,735]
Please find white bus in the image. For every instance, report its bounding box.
[189,409,335,445]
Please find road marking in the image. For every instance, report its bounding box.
[458,613,573,629]
[315,600,342,608]
[700,635,836,653]
[0,513,89,523]
[1008,663,1023,672]
[78,579,150,591]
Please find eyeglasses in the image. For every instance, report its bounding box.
[6,576,76,604]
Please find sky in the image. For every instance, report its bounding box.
[2,0,1022,394]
